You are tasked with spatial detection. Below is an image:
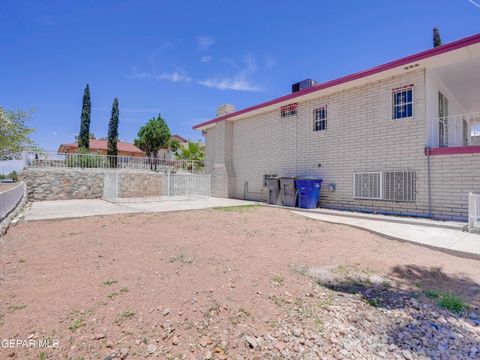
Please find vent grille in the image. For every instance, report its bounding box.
[383,171,416,202]
[354,172,382,200]
[354,171,416,201]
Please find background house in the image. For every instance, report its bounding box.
[58,139,145,157]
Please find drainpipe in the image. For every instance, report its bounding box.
[425,146,433,218]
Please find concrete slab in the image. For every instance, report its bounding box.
[292,210,480,257]
[25,197,256,221]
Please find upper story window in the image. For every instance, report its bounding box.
[313,106,327,132]
[280,103,297,117]
[392,85,413,120]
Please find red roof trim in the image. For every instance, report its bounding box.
[193,33,480,130]
[426,146,480,156]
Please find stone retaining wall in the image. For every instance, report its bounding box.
[20,168,166,201]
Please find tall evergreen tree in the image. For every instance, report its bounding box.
[433,27,442,48]
[78,84,91,149]
[107,98,119,157]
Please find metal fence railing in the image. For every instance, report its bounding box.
[0,182,25,222]
[23,151,206,174]
[429,112,480,148]
[103,172,210,203]
[468,192,480,232]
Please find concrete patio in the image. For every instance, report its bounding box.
[25,197,256,221]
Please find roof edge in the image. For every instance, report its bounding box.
[193,32,480,130]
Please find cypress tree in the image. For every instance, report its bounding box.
[78,84,91,149]
[433,28,442,48]
[107,98,119,157]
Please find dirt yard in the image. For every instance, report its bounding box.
[0,206,479,359]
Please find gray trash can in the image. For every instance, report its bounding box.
[279,177,297,207]
[265,178,280,205]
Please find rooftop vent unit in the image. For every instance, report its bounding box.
[292,79,319,93]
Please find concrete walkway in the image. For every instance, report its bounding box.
[25,197,256,221]
[291,210,480,257]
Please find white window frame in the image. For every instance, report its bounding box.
[312,106,328,132]
[391,85,414,120]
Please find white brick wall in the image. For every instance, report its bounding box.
[204,68,476,220]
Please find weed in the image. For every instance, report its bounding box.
[269,295,284,307]
[120,287,130,293]
[438,293,467,313]
[424,289,441,299]
[69,318,85,332]
[169,251,194,265]
[39,353,46,360]
[213,204,261,212]
[8,304,26,312]
[290,264,309,276]
[365,297,380,307]
[272,275,284,286]
[120,310,135,319]
[19,258,26,263]
[424,289,468,313]
[107,291,119,299]
[103,279,118,286]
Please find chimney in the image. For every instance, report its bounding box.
[216,104,236,117]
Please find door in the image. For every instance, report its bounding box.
[438,92,449,147]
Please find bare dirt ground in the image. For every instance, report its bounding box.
[0,205,479,359]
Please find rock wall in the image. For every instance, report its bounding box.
[20,168,105,201]
[118,172,164,198]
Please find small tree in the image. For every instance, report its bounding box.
[78,84,91,149]
[177,141,205,170]
[433,27,442,48]
[107,98,119,167]
[0,107,36,160]
[134,114,171,170]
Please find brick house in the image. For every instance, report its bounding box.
[193,33,480,221]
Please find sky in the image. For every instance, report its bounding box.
[1,0,480,154]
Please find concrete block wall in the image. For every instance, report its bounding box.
[429,153,480,220]
[221,69,430,215]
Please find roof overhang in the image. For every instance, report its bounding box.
[193,33,480,131]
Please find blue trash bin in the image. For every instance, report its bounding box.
[295,178,323,209]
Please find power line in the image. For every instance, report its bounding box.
[468,0,480,9]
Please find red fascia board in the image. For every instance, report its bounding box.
[193,33,480,130]
[426,146,480,156]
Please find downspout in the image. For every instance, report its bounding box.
[426,146,433,218]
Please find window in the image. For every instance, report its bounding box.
[383,171,415,202]
[280,103,297,117]
[353,172,382,200]
[392,85,413,120]
[313,106,327,132]
[353,171,416,201]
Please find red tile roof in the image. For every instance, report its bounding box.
[172,134,188,143]
[59,139,144,154]
[193,33,480,130]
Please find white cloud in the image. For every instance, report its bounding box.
[468,0,480,9]
[158,71,192,83]
[198,53,261,92]
[196,36,215,51]
[128,67,191,83]
[198,78,260,92]
[200,55,212,63]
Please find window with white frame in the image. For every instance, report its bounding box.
[392,85,413,120]
[313,106,327,132]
